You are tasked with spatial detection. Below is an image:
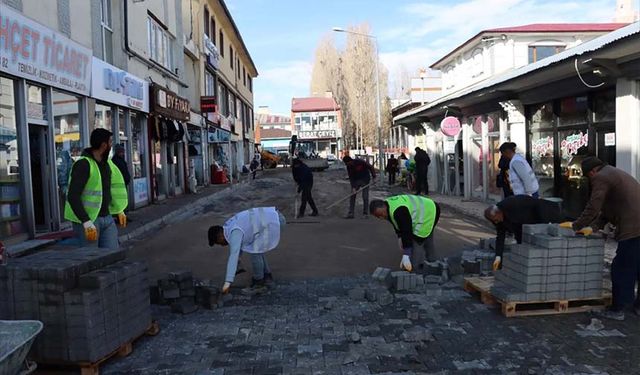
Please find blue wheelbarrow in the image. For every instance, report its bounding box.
[0,320,43,375]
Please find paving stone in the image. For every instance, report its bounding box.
[523,223,551,235]
[347,288,366,301]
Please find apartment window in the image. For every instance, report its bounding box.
[218,83,228,116]
[237,59,241,79]
[219,30,224,56]
[147,16,174,70]
[243,67,246,86]
[205,70,216,96]
[229,46,233,69]
[210,17,216,46]
[203,7,209,37]
[528,45,565,63]
[248,76,252,92]
[100,0,113,63]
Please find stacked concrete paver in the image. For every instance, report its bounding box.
[0,247,151,363]
[492,224,605,302]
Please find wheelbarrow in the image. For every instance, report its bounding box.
[0,320,43,375]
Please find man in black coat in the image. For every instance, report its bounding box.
[414,147,430,195]
[484,195,563,270]
[111,144,131,187]
[292,159,318,217]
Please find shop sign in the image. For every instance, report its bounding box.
[443,139,456,154]
[150,84,190,121]
[472,116,495,134]
[204,35,220,70]
[91,57,149,112]
[532,136,554,159]
[561,131,588,156]
[208,127,230,143]
[298,130,336,139]
[0,4,92,96]
[604,133,615,147]
[200,96,217,113]
[133,177,148,204]
[440,116,461,137]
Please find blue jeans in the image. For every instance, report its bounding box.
[72,215,120,250]
[611,236,640,311]
[251,212,286,281]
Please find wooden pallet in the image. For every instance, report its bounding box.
[39,321,160,375]
[464,276,612,318]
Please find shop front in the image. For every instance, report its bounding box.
[148,84,190,201]
[527,89,616,218]
[0,4,92,241]
[297,129,340,158]
[207,126,232,184]
[89,57,150,209]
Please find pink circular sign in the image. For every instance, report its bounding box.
[473,116,495,134]
[440,116,461,137]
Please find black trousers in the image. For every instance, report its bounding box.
[388,171,396,185]
[415,170,428,195]
[611,236,640,310]
[299,184,318,216]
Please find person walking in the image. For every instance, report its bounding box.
[414,147,431,195]
[499,142,539,197]
[343,156,376,219]
[111,144,131,187]
[496,154,513,198]
[484,195,563,271]
[65,128,128,250]
[369,195,441,273]
[561,157,640,321]
[292,158,318,217]
[386,154,399,185]
[208,207,286,295]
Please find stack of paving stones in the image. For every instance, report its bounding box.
[492,223,606,302]
[152,271,199,314]
[460,237,512,275]
[0,247,151,363]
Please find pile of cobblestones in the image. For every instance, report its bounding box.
[151,272,227,313]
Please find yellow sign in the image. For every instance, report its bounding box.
[55,133,80,143]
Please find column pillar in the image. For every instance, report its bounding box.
[615,78,640,179]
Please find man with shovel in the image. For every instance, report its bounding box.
[343,156,376,219]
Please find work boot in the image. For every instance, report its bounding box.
[241,278,268,295]
[593,308,625,321]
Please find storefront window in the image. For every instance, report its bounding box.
[131,113,145,179]
[53,90,81,224]
[530,131,554,197]
[92,103,113,132]
[0,77,25,239]
[27,85,47,121]
[529,102,554,130]
[559,96,588,126]
[118,109,128,159]
[593,90,615,122]
[558,129,590,218]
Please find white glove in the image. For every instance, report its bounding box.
[222,282,231,294]
[400,255,413,272]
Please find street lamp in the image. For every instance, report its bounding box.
[333,26,384,184]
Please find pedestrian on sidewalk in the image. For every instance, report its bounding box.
[65,128,128,250]
[250,156,260,180]
[343,156,376,219]
[369,195,441,273]
[561,157,640,321]
[484,195,563,271]
[208,207,286,295]
[292,158,318,217]
[414,147,430,195]
[496,154,513,198]
[386,154,399,185]
[499,142,539,197]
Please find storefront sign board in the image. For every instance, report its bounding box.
[472,116,495,134]
[532,136,554,159]
[133,177,148,204]
[200,96,217,113]
[560,131,588,157]
[0,4,92,95]
[298,130,336,139]
[440,116,461,137]
[150,84,190,121]
[91,57,149,112]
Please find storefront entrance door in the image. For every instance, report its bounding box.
[28,124,55,233]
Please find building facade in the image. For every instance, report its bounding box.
[290,97,341,158]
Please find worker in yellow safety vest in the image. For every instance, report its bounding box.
[64,128,128,249]
[369,195,441,272]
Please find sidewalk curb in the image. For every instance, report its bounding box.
[118,182,242,244]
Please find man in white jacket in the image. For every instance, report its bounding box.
[208,207,286,295]
[499,142,539,198]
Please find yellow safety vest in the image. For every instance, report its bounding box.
[64,156,128,223]
[386,195,437,238]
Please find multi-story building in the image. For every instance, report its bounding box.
[255,113,291,157]
[182,0,258,183]
[290,96,341,158]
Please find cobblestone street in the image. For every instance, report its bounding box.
[104,276,640,375]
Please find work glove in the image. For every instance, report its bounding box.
[117,212,127,227]
[577,227,593,236]
[83,221,98,242]
[222,282,231,294]
[559,221,573,229]
[493,256,502,271]
[400,255,413,272]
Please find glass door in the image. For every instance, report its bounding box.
[28,124,55,233]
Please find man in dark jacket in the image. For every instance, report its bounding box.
[484,195,563,270]
[497,154,513,198]
[386,155,399,185]
[414,147,430,195]
[111,144,131,186]
[343,156,376,219]
[563,157,640,320]
[292,159,318,217]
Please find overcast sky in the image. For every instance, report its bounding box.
[226,0,618,114]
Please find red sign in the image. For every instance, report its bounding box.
[440,116,461,137]
[200,96,217,113]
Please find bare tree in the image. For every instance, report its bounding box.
[391,64,412,99]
